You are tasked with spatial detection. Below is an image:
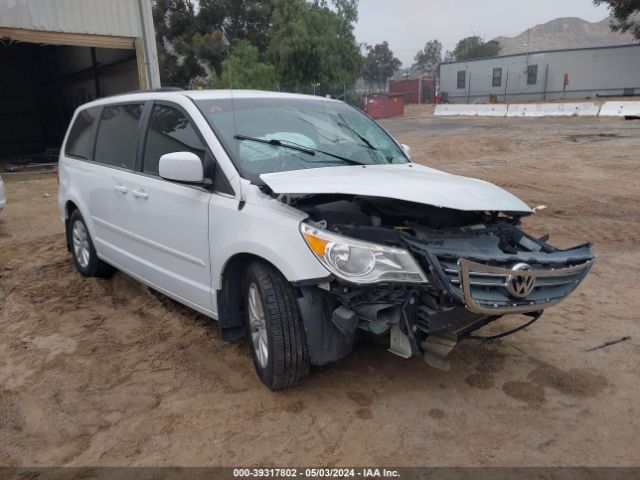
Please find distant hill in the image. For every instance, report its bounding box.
[494,17,636,55]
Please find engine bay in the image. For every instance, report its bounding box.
[278,193,594,368]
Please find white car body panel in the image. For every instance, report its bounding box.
[101,171,213,311]
[260,163,532,213]
[0,175,6,211]
[209,181,331,310]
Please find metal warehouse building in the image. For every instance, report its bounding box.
[0,0,160,158]
[439,44,640,103]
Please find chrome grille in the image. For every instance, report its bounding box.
[438,256,594,314]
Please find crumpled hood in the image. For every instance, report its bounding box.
[260,163,532,213]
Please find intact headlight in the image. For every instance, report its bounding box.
[300,223,428,284]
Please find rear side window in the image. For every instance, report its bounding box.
[65,106,101,159]
[94,103,144,169]
[143,104,206,176]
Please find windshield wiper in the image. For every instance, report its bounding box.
[336,120,377,151]
[235,134,367,166]
[235,134,316,156]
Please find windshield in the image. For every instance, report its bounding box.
[195,97,408,182]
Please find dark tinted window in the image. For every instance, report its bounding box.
[65,106,101,159]
[457,70,465,89]
[492,68,502,87]
[143,104,206,176]
[94,103,144,169]
[527,65,538,85]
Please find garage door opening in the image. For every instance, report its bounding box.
[0,40,141,166]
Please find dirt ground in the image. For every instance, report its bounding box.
[1,110,639,467]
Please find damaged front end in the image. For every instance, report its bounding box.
[292,194,594,369]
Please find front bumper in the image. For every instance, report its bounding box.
[404,233,595,317]
[297,222,595,367]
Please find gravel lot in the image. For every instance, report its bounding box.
[1,109,639,467]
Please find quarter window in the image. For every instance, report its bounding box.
[492,67,502,87]
[65,106,101,160]
[527,65,538,85]
[94,103,144,169]
[457,70,466,89]
[143,104,206,176]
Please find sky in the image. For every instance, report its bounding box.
[354,0,612,66]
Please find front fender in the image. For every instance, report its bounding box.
[210,190,330,290]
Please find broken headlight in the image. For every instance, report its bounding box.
[300,223,428,284]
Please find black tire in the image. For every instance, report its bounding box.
[68,210,113,278]
[244,261,310,390]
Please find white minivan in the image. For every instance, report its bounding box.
[58,90,594,389]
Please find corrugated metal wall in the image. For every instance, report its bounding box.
[0,0,141,37]
[0,0,160,89]
[440,44,640,103]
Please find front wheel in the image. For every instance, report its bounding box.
[244,261,310,390]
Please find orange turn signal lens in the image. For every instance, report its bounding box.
[303,233,329,256]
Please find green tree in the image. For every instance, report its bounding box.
[211,40,277,89]
[268,0,362,90]
[594,0,640,39]
[152,0,275,87]
[452,36,501,61]
[153,0,204,86]
[442,50,455,63]
[361,41,402,87]
[414,39,442,71]
[198,0,274,53]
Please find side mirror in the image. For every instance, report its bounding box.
[401,144,411,158]
[159,151,204,183]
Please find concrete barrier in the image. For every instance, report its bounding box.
[474,104,509,117]
[434,104,507,117]
[433,101,640,118]
[507,103,600,117]
[598,101,640,117]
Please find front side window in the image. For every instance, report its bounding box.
[492,67,502,87]
[527,65,538,85]
[195,98,408,183]
[65,106,101,159]
[143,104,206,176]
[457,70,466,89]
[94,103,144,169]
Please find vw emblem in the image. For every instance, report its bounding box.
[506,263,535,299]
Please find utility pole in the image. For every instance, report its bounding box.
[504,69,509,102]
[543,64,549,100]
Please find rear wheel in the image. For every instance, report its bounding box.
[244,261,310,390]
[68,210,113,278]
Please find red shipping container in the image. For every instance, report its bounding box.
[388,77,436,104]
[362,93,405,119]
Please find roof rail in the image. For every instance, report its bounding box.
[104,87,184,98]
[149,87,184,92]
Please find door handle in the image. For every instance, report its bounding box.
[131,189,149,199]
[113,185,128,194]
